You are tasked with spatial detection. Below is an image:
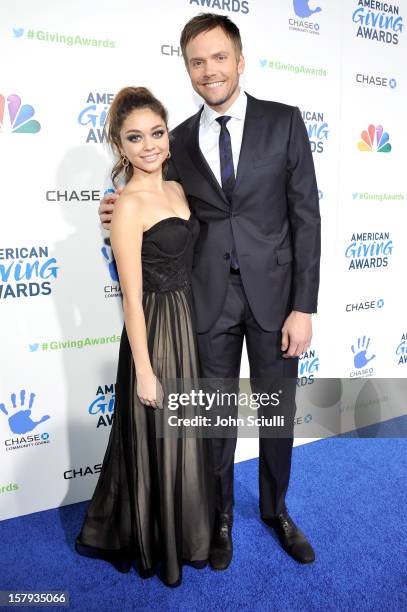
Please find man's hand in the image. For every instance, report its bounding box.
[99,187,123,229]
[281,311,312,358]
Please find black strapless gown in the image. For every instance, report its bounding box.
[75,213,214,587]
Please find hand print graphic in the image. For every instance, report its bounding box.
[293,0,321,18]
[0,390,50,434]
[351,336,376,370]
[101,246,119,282]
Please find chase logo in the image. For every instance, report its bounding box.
[294,413,313,426]
[64,464,102,480]
[358,125,391,152]
[301,110,329,153]
[345,298,384,312]
[352,0,403,45]
[88,384,116,428]
[289,0,322,35]
[345,231,393,270]
[161,44,181,57]
[355,74,397,89]
[0,245,59,300]
[396,333,407,365]
[350,336,376,377]
[1,390,51,451]
[0,94,41,133]
[78,92,114,143]
[46,189,101,203]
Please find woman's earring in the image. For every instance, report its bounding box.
[121,155,129,168]
[167,151,171,159]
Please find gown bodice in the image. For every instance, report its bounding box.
[141,214,199,293]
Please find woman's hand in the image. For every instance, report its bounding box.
[137,371,164,409]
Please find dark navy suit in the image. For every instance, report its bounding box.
[167,92,321,516]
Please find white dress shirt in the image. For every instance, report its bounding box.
[199,88,248,186]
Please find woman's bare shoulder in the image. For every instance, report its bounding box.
[166,180,185,196]
[112,189,152,219]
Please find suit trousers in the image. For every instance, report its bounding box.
[196,272,298,519]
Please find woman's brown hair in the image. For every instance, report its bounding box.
[105,86,169,188]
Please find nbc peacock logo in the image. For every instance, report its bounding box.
[0,94,41,133]
[358,124,391,153]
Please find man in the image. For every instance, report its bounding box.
[99,13,321,570]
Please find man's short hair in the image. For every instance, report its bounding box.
[180,12,243,65]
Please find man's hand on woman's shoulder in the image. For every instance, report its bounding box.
[98,186,123,230]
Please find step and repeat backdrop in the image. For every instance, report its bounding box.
[1,0,406,520]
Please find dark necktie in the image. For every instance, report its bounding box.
[216,115,239,269]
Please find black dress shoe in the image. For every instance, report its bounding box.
[209,512,233,570]
[263,510,315,564]
[184,559,208,569]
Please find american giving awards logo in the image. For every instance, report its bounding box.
[78,92,114,143]
[301,110,329,153]
[0,94,41,133]
[352,1,403,45]
[189,0,249,14]
[298,348,320,386]
[88,383,116,428]
[0,246,59,299]
[345,231,393,270]
[396,333,407,365]
[358,124,391,152]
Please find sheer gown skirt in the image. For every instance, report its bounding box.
[75,286,213,586]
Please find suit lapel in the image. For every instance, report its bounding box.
[233,92,264,193]
[186,107,230,211]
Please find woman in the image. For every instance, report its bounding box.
[75,87,214,587]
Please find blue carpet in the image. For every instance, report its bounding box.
[1,428,406,611]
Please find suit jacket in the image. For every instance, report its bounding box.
[167,92,321,334]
